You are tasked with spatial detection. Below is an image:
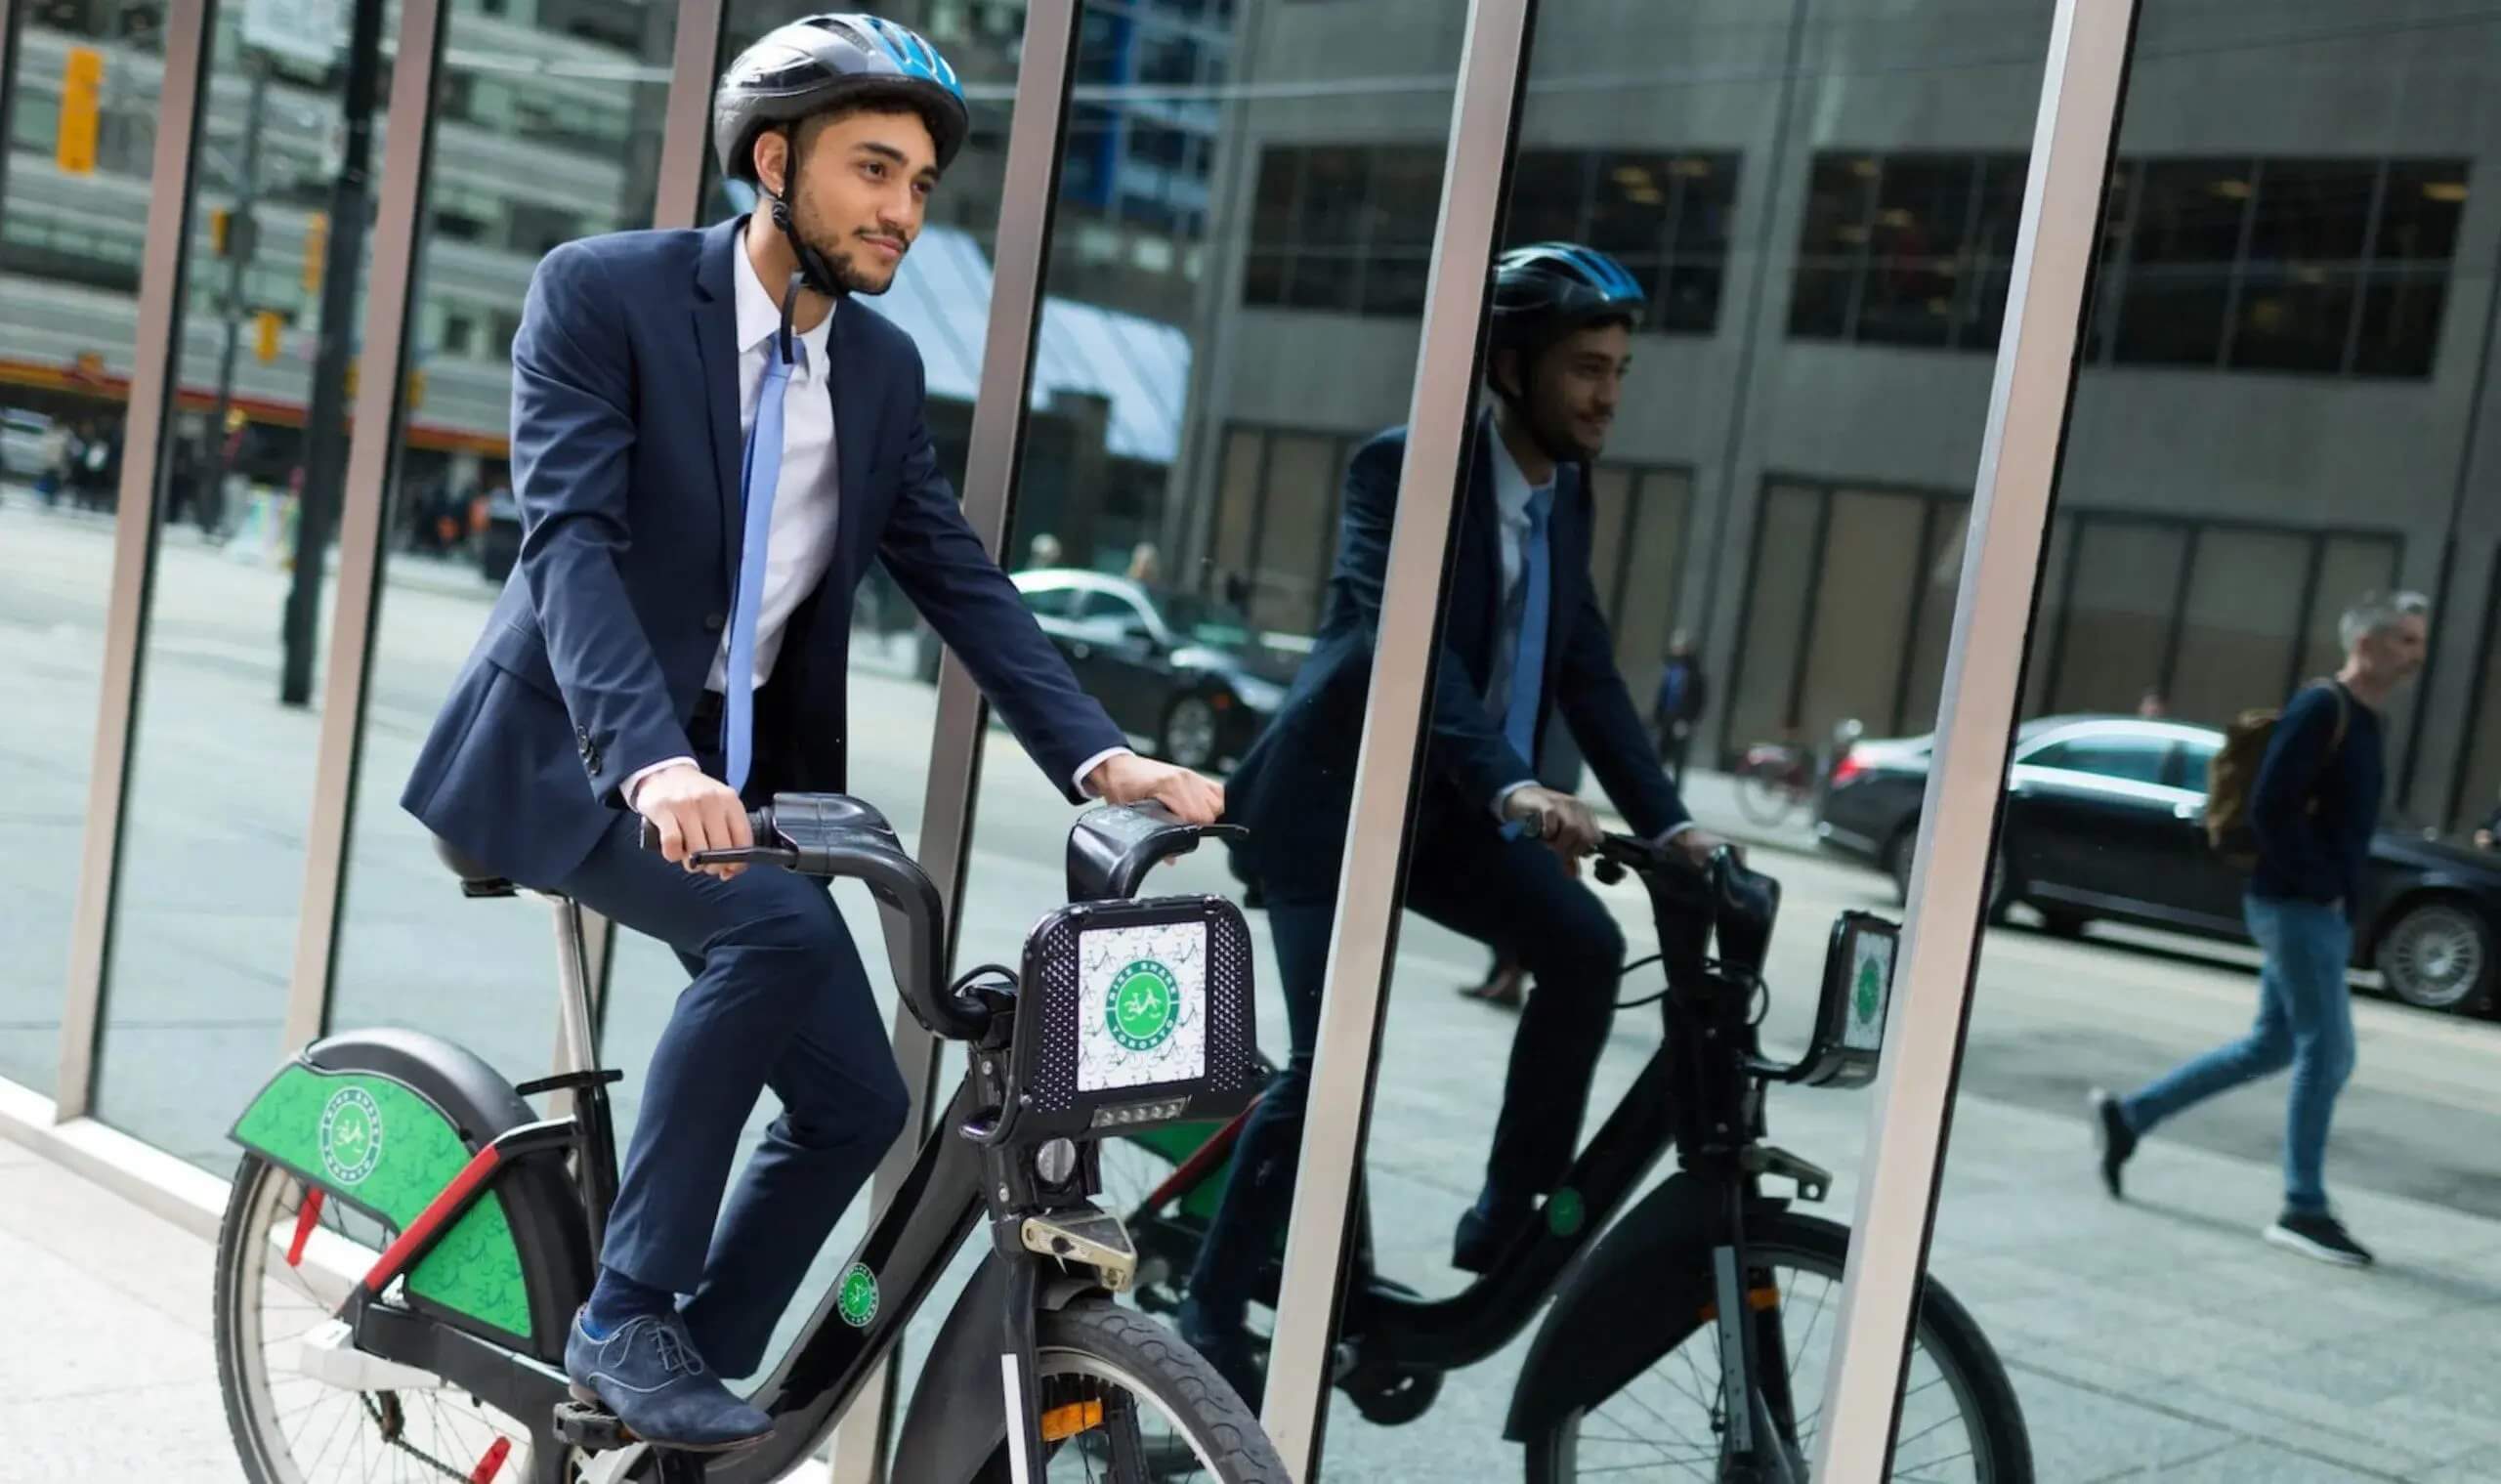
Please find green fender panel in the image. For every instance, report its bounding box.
[233,1062,531,1340]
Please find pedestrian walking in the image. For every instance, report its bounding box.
[1653,631,1708,783]
[2092,590,2432,1266]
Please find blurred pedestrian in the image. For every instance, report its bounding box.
[2093,591,2431,1267]
[2138,688,2168,719]
[1653,630,1709,783]
[2473,791,2498,851]
[1026,530,1062,570]
[1126,540,1161,585]
[36,419,70,504]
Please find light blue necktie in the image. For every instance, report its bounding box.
[1504,487,1554,763]
[724,341,802,794]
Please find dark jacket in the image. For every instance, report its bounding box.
[403,216,1124,887]
[2250,681,2383,909]
[1225,422,1688,900]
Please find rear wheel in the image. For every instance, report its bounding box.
[1523,1213,2031,1483]
[977,1300,1291,1482]
[2376,898,2494,1014]
[1737,761,1802,827]
[214,1153,582,1484]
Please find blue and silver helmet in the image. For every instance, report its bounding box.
[714,13,970,179]
[1491,241,1647,346]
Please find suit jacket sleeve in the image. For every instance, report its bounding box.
[874,349,1126,802]
[1334,437,1532,813]
[507,243,690,806]
[1556,578,1691,839]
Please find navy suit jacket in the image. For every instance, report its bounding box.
[1226,422,1689,900]
[404,217,1126,887]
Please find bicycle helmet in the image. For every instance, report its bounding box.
[1487,241,1646,398]
[714,14,969,297]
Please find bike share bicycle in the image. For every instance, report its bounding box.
[1104,839,2034,1481]
[212,795,1291,1483]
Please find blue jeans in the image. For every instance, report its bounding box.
[2120,893,2354,1214]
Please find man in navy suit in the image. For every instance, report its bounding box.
[403,16,1219,1447]
[1180,244,1723,1395]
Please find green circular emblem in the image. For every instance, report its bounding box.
[318,1086,383,1186]
[1106,960,1180,1053]
[836,1263,879,1329]
[1855,957,1883,1023]
[1546,1188,1586,1238]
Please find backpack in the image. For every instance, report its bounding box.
[2205,681,2349,870]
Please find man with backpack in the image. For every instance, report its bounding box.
[2092,591,2430,1266]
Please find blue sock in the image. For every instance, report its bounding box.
[580,1266,675,1339]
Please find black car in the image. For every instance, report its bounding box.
[1010,569,1296,771]
[1816,714,2501,1017]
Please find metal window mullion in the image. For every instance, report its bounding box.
[2040,509,2087,710]
[1257,0,1535,1476]
[831,4,1084,1480]
[2214,155,2264,368]
[283,0,450,1053]
[1810,0,2137,1475]
[1952,152,1991,349]
[2342,158,2392,374]
[2155,524,2200,703]
[1890,497,1946,735]
[1783,487,1836,731]
[57,0,215,1119]
[2287,532,2328,697]
[2096,157,2138,365]
[1844,158,1878,341]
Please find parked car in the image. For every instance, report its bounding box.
[1007,569,1295,770]
[1816,714,2501,1017]
[0,407,54,483]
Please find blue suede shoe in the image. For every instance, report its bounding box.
[564,1309,771,1452]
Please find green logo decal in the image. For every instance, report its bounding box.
[837,1263,879,1329]
[318,1086,383,1186]
[1855,956,1884,1025]
[1106,960,1181,1053]
[1546,1188,1586,1238]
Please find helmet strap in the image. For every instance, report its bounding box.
[766,125,846,302]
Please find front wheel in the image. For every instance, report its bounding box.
[1523,1213,2031,1483]
[981,1299,1291,1482]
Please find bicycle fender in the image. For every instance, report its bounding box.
[228,1028,593,1366]
[1502,1172,1788,1442]
[891,1255,1101,1484]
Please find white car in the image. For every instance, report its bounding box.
[0,408,55,483]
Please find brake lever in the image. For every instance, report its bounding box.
[684,845,803,868]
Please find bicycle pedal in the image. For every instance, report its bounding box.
[552,1399,634,1452]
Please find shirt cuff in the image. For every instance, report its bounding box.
[625,756,699,810]
[1492,779,1538,821]
[1075,747,1134,798]
[1657,821,1697,844]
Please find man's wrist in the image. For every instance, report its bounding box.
[1492,780,1538,820]
[625,756,699,810]
[1076,746,1134,798]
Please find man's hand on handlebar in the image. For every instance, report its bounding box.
[635,763,754,879]
[1088,752,1226,827]
[1669,825,1734,869]
[1504,785,1603,874]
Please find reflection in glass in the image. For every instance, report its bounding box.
[92,5,387,1170]
[1932,8,2501,1481]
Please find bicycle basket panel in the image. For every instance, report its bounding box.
[1016,895,1258,1138]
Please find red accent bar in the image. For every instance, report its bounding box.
[287,1188,325,1268]
[362,1144,503,1294]
[468,1436,512,1484]
[1141,1100,1256,1213]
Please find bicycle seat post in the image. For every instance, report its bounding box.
[538,889,618,1248]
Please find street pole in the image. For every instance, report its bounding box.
[206,49,270,532]
[280,0,384,708]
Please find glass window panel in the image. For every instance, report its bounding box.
[2375,160,2468,263]
[1590,150,1674,261]
[1788,262,1856,338]
[2227,267,2358,373]
[2024,735,2170,784]
[1797,152,1876,258]
[2050,521,2188,716]
[1668,152,1739,256]
[2113,268,2231,365]
[1659,256,1726,335]
[2457,572,2501,838]
[1296,145,1371,248]
[2167,529,2310,729]
[1282,249,1357,312]
[1508,148,1589,245]
[94,6,391,1168]
[2127,157,2253,265]
[1857,257,1960,347]
[1610,470,1693,703]
[2301,533,2404,683]
[1796,489,1928,741]
[1874,154,1976,260]
[2243,158,2375,263]
[1898,504,1968,735]
[1248,433,1338,633]
[2353,267,2448,378]
[1723,483,1825,753]
[1369,145,1445,250]
[1250,145,1299,244]
[1585,464,1634,616]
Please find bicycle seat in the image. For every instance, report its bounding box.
[432,835,519,899]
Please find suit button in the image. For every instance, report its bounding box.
[704,612,727,633]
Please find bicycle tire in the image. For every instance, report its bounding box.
[214,1153,581,1484]
[1523,1213,2031,1484]
[1735,767,1803,827]
[974,1299,1291,1483]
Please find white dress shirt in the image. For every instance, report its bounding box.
[630,226,1127,805]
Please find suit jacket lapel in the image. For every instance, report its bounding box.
[825,305,880,587]
[693,217,745,592]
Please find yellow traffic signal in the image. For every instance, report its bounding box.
[57,47,103,176]
[255,310,282,362]
[302,213,328,294]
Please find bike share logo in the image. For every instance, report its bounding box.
[836,1263,879,1329]
[1855,956,1884,1024]
[1105,959,1181,1054]
[318,1086,384,1186]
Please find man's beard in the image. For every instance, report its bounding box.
[796,216,900,296]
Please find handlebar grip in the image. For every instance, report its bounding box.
[638,808,775,854]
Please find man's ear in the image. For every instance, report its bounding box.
[751,129,788,198]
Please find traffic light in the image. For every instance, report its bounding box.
[56,47,103,176]
[302,213,328,294]
[255,310,282,363]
